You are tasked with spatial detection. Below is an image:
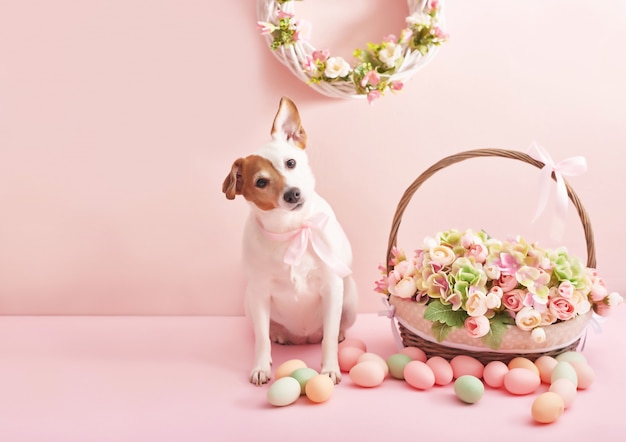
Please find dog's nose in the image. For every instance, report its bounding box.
[283,187,301,204]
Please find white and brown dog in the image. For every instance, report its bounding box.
[222,97,358,386]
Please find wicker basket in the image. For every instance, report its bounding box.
[384,148,595,364]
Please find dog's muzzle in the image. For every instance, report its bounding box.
[283,187,303,209]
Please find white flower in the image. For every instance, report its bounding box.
[531,327,546,343]
[406,12,432,27]
[608,292,624,307]
[324,57,351,79]
[378,43,402,68]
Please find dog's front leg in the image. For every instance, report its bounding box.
[320,277,344,384]
[245,284,272,386]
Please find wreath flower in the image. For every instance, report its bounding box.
[257,0,448,103]
[375,228,624,349]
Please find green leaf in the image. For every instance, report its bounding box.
[424,300,466,328]
[481,314,513,349]
[431,321,453,342]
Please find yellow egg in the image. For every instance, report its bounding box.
[508,357,539,375]
[534,356,558,384]
[274,359,308,380]
[305,374,334,403]
[531,392,565,423]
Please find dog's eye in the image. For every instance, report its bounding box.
[255,178,268,188]
[285,159,296,169]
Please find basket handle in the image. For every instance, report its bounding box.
[386,148,596,272]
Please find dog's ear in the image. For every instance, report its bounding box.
[270,96,307,149]
[222,158,245,200]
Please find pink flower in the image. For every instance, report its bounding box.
[383,34,397,43]
[502,289,526,312]
[497,253,520,275]
[312,49,330,63]
[390,81,404,91]
[497,274,518,292]
[465,316,490,338]
[557,280,574,298]
[360,70,380,88]
[467,243,488,263]
[590,278,608,302]
[549,297,576,321]
[367,90,382,104]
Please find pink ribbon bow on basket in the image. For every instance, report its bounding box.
[527,142,587,238]
[258,213,352,278]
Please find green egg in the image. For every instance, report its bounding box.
[454,375,485,404]
[551,361,578,387]
[290,367,319,394]
[386,353,413,380]
[555,351,587,364]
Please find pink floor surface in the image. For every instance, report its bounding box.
[1,308,624,441]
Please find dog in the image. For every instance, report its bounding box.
[222,97,358,386]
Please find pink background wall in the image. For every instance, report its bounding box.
[1,0,624,316]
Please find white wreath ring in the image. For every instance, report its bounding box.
[257,0,447,103]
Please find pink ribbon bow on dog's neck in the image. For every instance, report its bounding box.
[257,213,352,278]
[527,142,587,238]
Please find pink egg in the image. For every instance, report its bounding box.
[426,356,453,386]
[349,361,385,388]
[569,361,595,390]
[358,352,389,377]
[549,378,577,408]
[339,337,367,352]
[483,360,509,388]
[503,367,541,395]
[338,346,365,373]
[450,355,484,379]
[399,346,427,362]
[534,355,558,384]
[403,360,435,390]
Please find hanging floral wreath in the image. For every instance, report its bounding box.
[257,0,448,104]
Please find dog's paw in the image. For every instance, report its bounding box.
[321,368,342,384]
[250,368,271,386]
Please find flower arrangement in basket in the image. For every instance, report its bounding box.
[375,149,623,364]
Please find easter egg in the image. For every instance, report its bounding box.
[358,353,389,377]
[534,355,558,384]
[453,375,485,404]
[556,351,587,364]
[399,346,427,362]
[305,374,334,403]
[551,361,578,387]
[483,360,509,389]
[426,356,454,386]
[274,359,307,380]
[267,376,302,407]
[531,392,565,424]
[349,361,385,388]
[338,346,365,373]
[549,378,577,408]
[569,361,595,390]
[290,367,319,394]
[386,353,413,380]
[450,355,484,379]
[508,357,539,376]
[503,368,541,395]
[339,337,367,352]
[404,360,435,390]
